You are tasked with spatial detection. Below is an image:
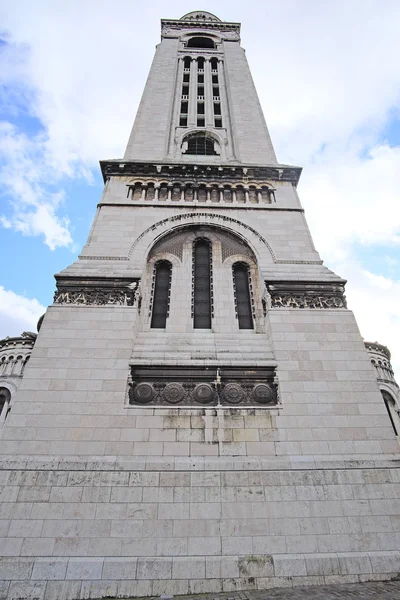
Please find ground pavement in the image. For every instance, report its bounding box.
[140,580,400,600]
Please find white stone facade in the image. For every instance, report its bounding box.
[0,10,399,600]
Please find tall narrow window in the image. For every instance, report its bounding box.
[233,263,253,329]
[193,239,212,328]
[382,391,398,436]
[151,261,172,328]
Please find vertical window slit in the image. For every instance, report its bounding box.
[233,263,254,329]
[150,261,172,329]
[193,239,212,329]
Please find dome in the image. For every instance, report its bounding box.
[180,11,221,22]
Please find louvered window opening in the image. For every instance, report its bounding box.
[186,135,217,155]
[151,261,171,328]
[194,240,212,328]
[233,263,253,329]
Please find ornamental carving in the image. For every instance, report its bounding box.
[128,366,278,408]
[271,295,346,309]
[163,383,186,404]
[266,282,347,310]
[221,382,245,404]
[53,280,139,307]
[194,383,215,404]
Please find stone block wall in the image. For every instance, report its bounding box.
[0,460,399,599]
[223,41,277,165]
[124,38,179,162]
[0,300,399,598]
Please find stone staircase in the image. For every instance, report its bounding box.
[130,331,275,365]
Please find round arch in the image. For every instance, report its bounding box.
[128,213,276,264]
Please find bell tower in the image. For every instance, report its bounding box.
[1,10,399,600]
[124,11,276,165]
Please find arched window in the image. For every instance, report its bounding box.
[382,390,398,436]
[233,263,253,329]
[184,134,217,156]
[151,261,172,329]
[0,387,11,419]
[193,239,212,329]
[187,37,215,49]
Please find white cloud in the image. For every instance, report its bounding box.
[300,144,400,261]
[0,287,45,339]
[0,121,73,250]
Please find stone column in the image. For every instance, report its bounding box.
[188,58,197,126]
[204,58,214,127]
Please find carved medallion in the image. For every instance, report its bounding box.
[251,383,274,404]
[163,382,185,404]
[194,383,214,404]
[221,382,245,404]
[132,382,154,404]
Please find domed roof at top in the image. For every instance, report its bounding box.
[180,11,221,22]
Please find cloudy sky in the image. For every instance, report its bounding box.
[0,0,400,371]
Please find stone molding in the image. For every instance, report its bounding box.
[266,281,347,309]
[128,212,276,261]
[53,278,140,307]
[161,18,241,35]
[100,160,302,187]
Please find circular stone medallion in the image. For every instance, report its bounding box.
[163,382,185,404]
[133,382,154,404]
[222,383,245,404]
[251,383,274,405]
[194,383,214,404]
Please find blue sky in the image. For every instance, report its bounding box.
[0,0,399,372]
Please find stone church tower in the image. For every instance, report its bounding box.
[1,11,400,600]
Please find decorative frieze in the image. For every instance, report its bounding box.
[266,282,347,309]
[128,365,278,407]
[53,278,140,307]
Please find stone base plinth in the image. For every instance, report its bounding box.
[0,457,399,599]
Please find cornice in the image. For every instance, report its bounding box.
[161,19,241,34]
[100,160,302,187]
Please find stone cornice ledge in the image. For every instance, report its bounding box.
[0,454,398,472]
[100,160,302,187]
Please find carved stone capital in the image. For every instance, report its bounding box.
[266,281,347,309]
[53,278,140,307]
